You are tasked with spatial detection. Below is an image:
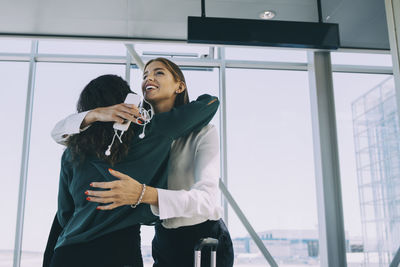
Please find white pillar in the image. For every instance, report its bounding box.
[217,47,229,226]
[308,51,347,267]
[13,40,38,267]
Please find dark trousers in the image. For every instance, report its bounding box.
[49,224,143,267]
[152,219,234,267]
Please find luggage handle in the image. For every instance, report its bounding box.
[194,237,219,251]
[194,238,219,267]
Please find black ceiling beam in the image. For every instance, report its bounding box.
[187,16,340,49]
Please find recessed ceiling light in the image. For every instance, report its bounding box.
[259,10,276,20]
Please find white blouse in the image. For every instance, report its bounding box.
[51,113,222,229]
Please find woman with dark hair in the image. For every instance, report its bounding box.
[47,58,233,267]
[46,72,219,267]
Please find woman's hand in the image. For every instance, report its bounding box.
[86,168,158,210]
[81,103,143,129]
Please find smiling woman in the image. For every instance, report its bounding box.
[141,58,189,114]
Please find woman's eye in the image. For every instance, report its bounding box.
[156,71,164,75]
[142,76,147,80]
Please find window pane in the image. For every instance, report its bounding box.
[333,73,396,266]
[0,62,29,266]
[38,40,126,56]
[226,68,319,266]
[0,39,31,53]
[331,52,392,67]
[21,63,125,266]
[225,47,307,62]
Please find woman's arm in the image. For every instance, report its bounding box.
[51,104,142,145]
[154,94,219,139]
[86,125,221,220]
[86,168,159,210]
[152,125,220,219]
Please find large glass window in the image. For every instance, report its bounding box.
[225,68,319,266]
[38,40,126,56]
[20,63,125,266]
[0,62,29,267]
[3,37,397,267]
[331,52,392,67]
[333,72,395,266]
[0,38,31,53]
[225,47,307,62]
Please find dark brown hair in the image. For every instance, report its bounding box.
[143,57,189,110]
[67,74,135,166]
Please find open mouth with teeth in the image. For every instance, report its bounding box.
[145,85,158,91]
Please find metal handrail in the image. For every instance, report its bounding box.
[219,179,279,267]
[390,246,400,267]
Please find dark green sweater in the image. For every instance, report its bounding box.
[56,94,219,249]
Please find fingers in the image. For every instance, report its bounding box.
[108,168,131,180]
[90,180,118,189]
[113,111,140,123]
[86,196,113,204]
[89,169,135,191]
[96,104,143,123]
[86,189,114,198]
[114,111,144,125]
[96,202,121,210]
[117,104,142,118]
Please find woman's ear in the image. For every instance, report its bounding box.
[176,81,186,94]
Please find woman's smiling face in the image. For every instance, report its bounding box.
[141,61,181,104]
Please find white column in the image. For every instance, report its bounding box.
[13,40,38,267]
[308,51,347,267]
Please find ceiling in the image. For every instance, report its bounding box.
[0,0,390,50]
[321,0,389,50]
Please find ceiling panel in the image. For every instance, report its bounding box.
[321,0,389,49]
[0,0,317,40]
[207,0,318,22]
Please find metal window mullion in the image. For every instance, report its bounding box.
[307,51,347,267]
[385,2,400,263]
[125,50,131,83]
[384,0,400,123]
[0,51,395,75]
[125,44,144,71]
[390,246,400,267]
[217,47,229,226]
[13,40,38,267]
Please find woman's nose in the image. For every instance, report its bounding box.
[146,73,154,81]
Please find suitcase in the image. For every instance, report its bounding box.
[194,237,219,267]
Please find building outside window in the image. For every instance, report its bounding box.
[352,77,399,266]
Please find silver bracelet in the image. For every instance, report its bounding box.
[131,184,146,208]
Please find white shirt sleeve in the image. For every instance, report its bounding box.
[153,126,221,220]
[51,111,91,145]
